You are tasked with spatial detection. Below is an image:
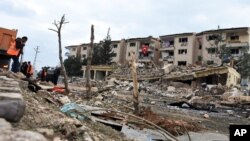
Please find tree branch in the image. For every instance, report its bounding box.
[48,28,58,33]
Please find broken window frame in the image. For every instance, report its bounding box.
[230,35,239,41]
[207,48,217,54]
[178,61,187,66]
[199,44,202,50]
[179,37,188,43]
[178,49,187,54]
[207,34,219,41]
[129,42,136,47]
[113,44,118,48]
[230,48,239,55]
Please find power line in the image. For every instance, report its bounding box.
[33,46,40,71]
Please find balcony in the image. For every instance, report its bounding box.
[139,45,154,52]
[161,42,174,51]
[138,56,153,62]
[160,46,174,51]
[159,56,174,62]
[226,42,249,48]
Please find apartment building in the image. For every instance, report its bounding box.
[65,36,161,66]
[159,33,196,66]
[65,43,90,60]
[65,42,118,62]
[196,27,250,65]
[65,26,250,68]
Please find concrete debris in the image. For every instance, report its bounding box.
[36,128,54,136]
[226,110,234,116]
[94,101,103,106]
[167,86,176,92]
[0,75,26,122]
[96,95,104,101]
[58,96,71,104]
[0,118,11,130]
[203,113,209,119]
[177,131,228,141]
[111,91,118,96]
[0,118,47,141]
[0,64,249,141]
[150,101,156,105]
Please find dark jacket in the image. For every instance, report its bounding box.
[15,38,25,56]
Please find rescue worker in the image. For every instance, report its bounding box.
[53,67,61,85]
[41,67,47,81]
[26,61,33,78]
[7,36,28,73]
[20,61,28,76]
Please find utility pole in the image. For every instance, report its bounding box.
[33,46,40,73]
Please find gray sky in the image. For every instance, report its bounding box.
[1,0,250,70]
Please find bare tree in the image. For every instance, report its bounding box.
[86,25,94,95]
[49,14,69,94]
[130,51,139,114]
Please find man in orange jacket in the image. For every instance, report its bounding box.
[26,61,33,78]
[7,36,28,73]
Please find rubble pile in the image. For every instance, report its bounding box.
[1,66,250,141]
[0,69,130,141]
[110,68,164,80]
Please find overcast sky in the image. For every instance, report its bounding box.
[1,0,250,70]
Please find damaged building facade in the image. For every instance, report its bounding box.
[65,27,249,85]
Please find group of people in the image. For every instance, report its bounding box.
[20,61,33,78]
[39,66,61,85]
[7,36,28,73]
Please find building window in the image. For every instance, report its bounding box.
[83,47,87,50]
[169,52,174,56]
[230,35,239,41]
[199,45,202,50]
[169,41,174,45]
[113,44,118,48]
[130,42,136,47]
[207,60,214,65]
[178,49,187,54]
[113,53,117,57]
[231,49,239,54]
[207,48,217,54]
[72,48,76,51]
[208,35,219,41]
[82,54,86,58]
[128,52,131,56]
[179,37,188,43]
[178,61,187,66]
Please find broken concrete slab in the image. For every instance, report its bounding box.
[36,128,54,136]
[0,118,47,141]
[0,130,48,141]
[0,100,26,122]
[0,118,12,130]
[177,131,228,141]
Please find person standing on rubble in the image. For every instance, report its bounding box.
[41,67,47,81]
[7,36,28,73]
[53,66,61,85]
[20,61,28,76]
[26,61,33,78]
